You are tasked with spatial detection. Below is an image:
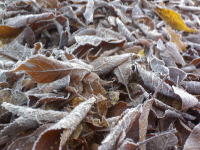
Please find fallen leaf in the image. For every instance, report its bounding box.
[7,124,51,150]
[5,13,55,28]
[165,27,187,51]
[0,25,22,39]
[32,97,96,150]
[13,55,92,83]
[155,7,197,33]
[36,0,59,8]
[173,86,198,110]
[92,53,134,75]
[99,105,141,150]
[139,99,154,150]
[184,123,200,150]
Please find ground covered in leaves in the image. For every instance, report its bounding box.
[0,0,200,150]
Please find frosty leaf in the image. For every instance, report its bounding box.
[166,42,185,66]
[145,130,178,150]
[181,81,200,95]
[183,123,200,150]
[13,55,92,83]
[99,105,141,150]
[83,0,94,24]
[139,99,154,150]
[1,102,68,122]
[155,7,197,33]
[32,97,96,150]
[91,53,134,75]
[165,27,187,51]
[5,13,55,28]
[7,124,51,150]
[173,86,198,110]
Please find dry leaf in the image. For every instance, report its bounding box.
[155,7,197,33]
[139,99,154,150]
[13,55,70,83]
[7,124,51,150]
[183,123,200,150]
[36,0,59,8]
[13,55,92,83]
[0,25,22,39]
[32,97,96,150]
[173,86,198,110]
[5,13,55,28]
[165,27,187,51]
[99,105,141,150]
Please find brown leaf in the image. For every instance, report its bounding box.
[145,130,178,150]
[139,99,154,150]
[36,0,59,8]
[7,124,51,150]
[99,105,141,150]
[173,86,198,110]
[0,25,22,39]
[32,97,96,150]
[0,89,27,114]
[13,55,70,83]
[13,55,92,83]
[91,53,134,75]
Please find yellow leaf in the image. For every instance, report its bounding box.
[155,7,198,33]
[137,50,145,57]
[166,27,187,51]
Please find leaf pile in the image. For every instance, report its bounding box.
[0,0,200,150]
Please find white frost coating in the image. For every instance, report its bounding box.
[75,35,105,46]
[1,102,68,122]
[24,62,36,69]
[5,13,53,28]
[48,97,96,130]
[32,97,96,150]
[91,53,134,75]
[83,0,94,24]
[173,86,198,110]
[39,75,70,93]
[98,105,141,150]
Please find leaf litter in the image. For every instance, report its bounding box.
[0,0,200,150]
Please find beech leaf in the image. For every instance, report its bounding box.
[0,25,22,39]
[155,7,197,33]
[13,55,92,83]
